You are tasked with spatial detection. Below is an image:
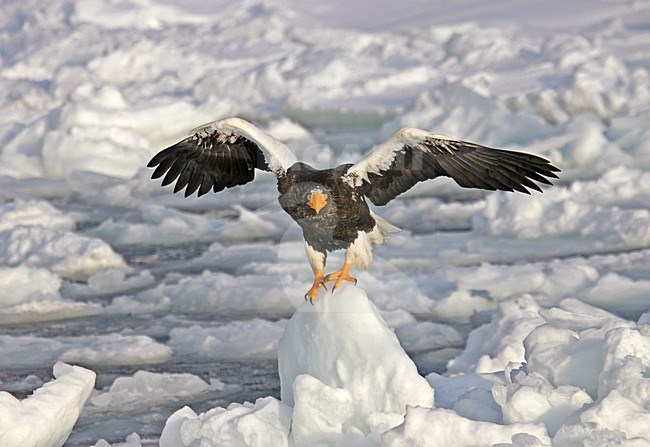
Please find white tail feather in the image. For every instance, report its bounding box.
[369,210,400,245]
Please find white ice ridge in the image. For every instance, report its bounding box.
[160,285,551,446]
[278,282,434,442]
[0,362,96,447]
[160,283,431,446]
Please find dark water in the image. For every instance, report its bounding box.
[65,359,281,446]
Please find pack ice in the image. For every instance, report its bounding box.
[1,0,650,445]
[154,288,649,447]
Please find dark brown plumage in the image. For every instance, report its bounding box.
[278,163,374,254]
[148,131,268,197]
[147,117,560,302]
[363,140,558,205]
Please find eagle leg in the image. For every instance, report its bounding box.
[305,268,326,304]
[324,262,357,292]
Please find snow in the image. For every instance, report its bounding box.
[0,334,172,368]
[169,319,287,360]
[160,285,436,446]
[494,371,593,436]
[93,433,143,447]
[0,362,95,447]
[0,226,128,281]
[158,284,649,446]
[0,199,75,232]
[160,397,292,447]
[90,371,224,408]
[447,297,545,374]
[1,0,649,445]
[280,284,435,442]
[0,266,102,324]
[382,407,550,447]
[475,170,650,247]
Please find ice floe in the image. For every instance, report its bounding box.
[0,363,95,447]
[0,0,649,445]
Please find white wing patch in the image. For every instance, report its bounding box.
[342,127,456,187]
[342,126,559,206]
[190,117,298,175]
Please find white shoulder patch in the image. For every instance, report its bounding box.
[344,126,456,185]
[189,117,298,175]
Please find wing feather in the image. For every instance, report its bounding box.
[213,149,229,192]
[198,169,214,197]
[161,158,186,187]
[151,150,178,179]
[455,152,529,192]
[148,117,298,197]
[185,164,204,197]
[344,127,559,206]
[174,161,194,193]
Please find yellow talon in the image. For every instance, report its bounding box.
[305,268,326,304]
[324,262,357,292]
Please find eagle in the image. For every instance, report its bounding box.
[148,117,559,302]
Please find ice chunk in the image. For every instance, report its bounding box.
[448,297,545,374]
[553,391,650,446]
[279,283,434,441]
[0,298,102,325]
[41,125,150,180]
[160,398,292,447]
[393,319,464,353]
[0,226,128,281]
[0,199,74,232]
[524,300,636,398]
[581,273,650,320]
[0,266,102,325]
[0,334,172,368]
[0,362,96,447]
[493,370,592,436]
[90,371,223,408]
[61,269,155,299]
[168,319,286,360]
[509,298,650,444]
[432,289,494,324]
[598,327,650,408]
[160,284,436,446]
[427,371,505,411]
[111,270,296,317]
[92,432,142,447]
[0,375,44,394]
[58,334,173,367]
[474,169,650,250]
[453,385,503,424]
[382,406,550,447]
[524,324,604,398]
[88,205,224,247]
[0,266,62,306]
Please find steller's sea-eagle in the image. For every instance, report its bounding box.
[148,117,559,302]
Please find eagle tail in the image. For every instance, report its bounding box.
[369,210,400,245]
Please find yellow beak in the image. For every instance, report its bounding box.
[308,192,327,214]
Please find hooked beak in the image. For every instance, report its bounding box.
[308,192,327,214]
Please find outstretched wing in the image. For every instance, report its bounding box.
[148,117,298,197]
[342,127,560,206]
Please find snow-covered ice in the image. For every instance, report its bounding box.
[1,0,649,445]
[0,334,172,368]
[279,285,434,441]
[160,285,554,447]
[0,362,95,447]
[159,285,436,446]
[90,371,224,408]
